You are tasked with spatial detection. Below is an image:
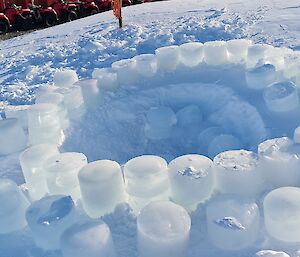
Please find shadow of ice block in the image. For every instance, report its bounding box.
[246,64,277,90]
[226,39,252,64]
[176,105,202,127]
[53,70,78,88]
[112,58,138,86]
[0,118,27,155]
[208,134,242,158]
[155,45,180,72]
[137,201,191,257]
[213,150,264,197]
[78,160,125,218]
[263,81,299,112]
[206,195,260,250]
[246,44,272,68]
[61,220,116,257]
[26,195,77,250]
[168,154,214,211]
[264,187,300,243]
[19,144,59,201]
[197,126,223,155]
[203,41,228,66]
[179,42,204,67]
[0,179,30,234]
[44,152,88,201]
[133,54,158,77]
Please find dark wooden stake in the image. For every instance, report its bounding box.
[119,2,123,28]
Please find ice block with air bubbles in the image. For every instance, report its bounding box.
[78,160,125,218]
[123,155,169,213]
[258,137,300,188]
[19,144,59,201]
[0,179,29,234]
[203,41,228,66]
[168,154,214,211]
[44,152,88,201]
[133,54,158,77]
[137,201,191,257]
[0,118,27,155]
[53,70,78,88]
[264,187,300,243]
[206,195,260,250]
[26,195,77,250]
[246,64,277,90]
[226,39,252,64]
[112,58,138,86]
[213,150,264,197]
[155,45,180,72]
[179,42,203,67]
[61,220,116,257]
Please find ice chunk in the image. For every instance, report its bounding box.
[258,137,300,188]
[0,179,29,234]
[44,152,88,201]
[19,144,59,201]
[94,68,119,92]
[226,39,252,64]
[246,64,277,90]
[264,187,300,243]
[207,134,242,158]
[176,105,202,127]
[53,70,78,88]
[203,41,228,66]
[112,58,138,86]
[137,201,191,257]
[213,150,264,197]
[197,126,223,155]
[155,45,180,72]
[0,118,27,155]
[145,106,177,140]
[179,42,204,67]
[78,160,125,218]
[61,220,116,257]
[263,81,299,112]
[294,126,300,143]
[247,44,272,68]
[133,54,158,77]
[206,195,260,250]
[168,154,214,211]
[75,79,100,109]
[255,250,290,257]
[4,105,29,130]
[26,195,77,250]
[123,155,169,213]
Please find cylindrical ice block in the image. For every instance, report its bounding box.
[44,152,88,201]
[263,81,299,112]
[78,160,125,218]
[137,201,191,257]
[226,39,252,64]
[258,137,300,188]
[4,105,29,131]
[206,195,260,250]
[53,70,78,88]
[61,220,116,257]
[19,144,60,201]
[255,250,290,257]
[75,79,99,109]
[203,41,228,66]
[133,54,158,77]
[213,150,264,197]
[155,45,180,72]
[112,58,138,86]
[246,64,277,90]
[264,187,300,243]
[0,118,27,155]
[179,42,204,67]
[123,155,170,213]
[0,179,30,234]
[26,195,77,250]
[246,43,272,68]
[168,154,214,211]
[93,68,119,92]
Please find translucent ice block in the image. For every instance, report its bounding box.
[213,150,264,197]
[4,105,29,130]
[0,118,27,155]
[137,201,191,257]
[44,152,88,201]
[264,187,300,243]
[19,144,59,201]
[255,250,290,257]
[0,179,30,234]
[26,195,77,250]
[264,47,290,71]
[155,45,180,72]
[94,68,119,92]
[246,44,272,68]
[246,64,277,90]
[112,58,138,86]
[258,137,300,188]
[203,41,228,66]
[226,39,252,64]
[168,154,214,211]
[133,54,158,77]
[76,79,100,109]
[78,160,125,218]
[53,70,78,88]
[123,155,169,213]
[263,81,299,112]
[179,42,204,67]
[61,220,116,257]
[206,195,260,250]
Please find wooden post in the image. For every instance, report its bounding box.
[119,1,123,28]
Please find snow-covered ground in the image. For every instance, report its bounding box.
[0,1,300,257]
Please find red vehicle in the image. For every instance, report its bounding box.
[95,0,131,12]
[69,0,98,17]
